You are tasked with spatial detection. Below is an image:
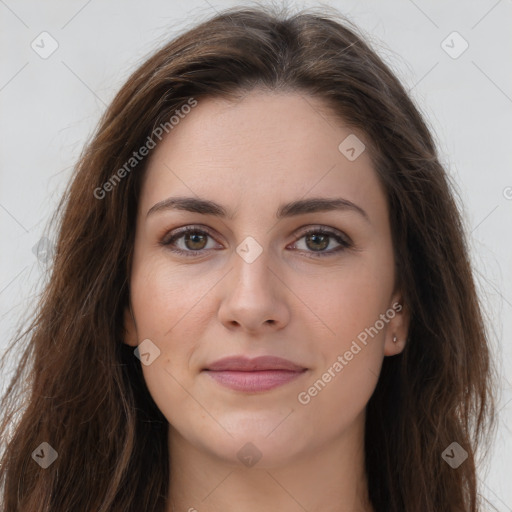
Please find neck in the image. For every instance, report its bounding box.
[166,411,374,512]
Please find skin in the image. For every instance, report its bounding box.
[123,90,409,512]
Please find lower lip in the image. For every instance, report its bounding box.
[203,369,307,392]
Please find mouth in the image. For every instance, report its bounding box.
[202,355,308,392]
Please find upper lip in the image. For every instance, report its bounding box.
[203,356,306,372]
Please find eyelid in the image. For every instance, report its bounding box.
[293,225,352,244]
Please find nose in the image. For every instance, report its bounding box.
[217,246,290,334]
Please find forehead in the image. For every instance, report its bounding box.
[139,91,386,219]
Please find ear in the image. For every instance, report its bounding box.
[383,291,409,357]
[123,302,139,347]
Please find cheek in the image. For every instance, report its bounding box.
[293,267,390,428]
[293,254,394,345]
[292,254,393,412]
[297,348,382,440]
[130,256,217,340]
[129,261,211,406]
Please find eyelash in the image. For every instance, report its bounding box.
[160,225,352,258]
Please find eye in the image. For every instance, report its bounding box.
[160,226,220,257]
[160,225,352,258]
[290,227,352,257]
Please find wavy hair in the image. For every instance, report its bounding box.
[0,4,496,511]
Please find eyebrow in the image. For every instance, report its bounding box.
[146,196,370,222]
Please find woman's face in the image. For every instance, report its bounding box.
[124,90,408,467]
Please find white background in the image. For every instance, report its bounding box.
[1,0,511,509]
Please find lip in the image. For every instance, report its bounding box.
[204,355,306,372]
[202,356,308,392]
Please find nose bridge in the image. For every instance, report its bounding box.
[231,235,274,295]
[217,234,289,331]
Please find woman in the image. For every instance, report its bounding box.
[0,5,496,511]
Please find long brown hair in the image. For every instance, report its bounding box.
[0,5,496,511]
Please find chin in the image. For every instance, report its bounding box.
[195,417,310,469]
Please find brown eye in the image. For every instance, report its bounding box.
[292,227,352,257]
[304,232,330,252]
[161,226,219,257]
[183,231,208,250]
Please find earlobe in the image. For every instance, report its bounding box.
[123,303,139,347]
[383,295,409,356]
[384,331,407,356]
